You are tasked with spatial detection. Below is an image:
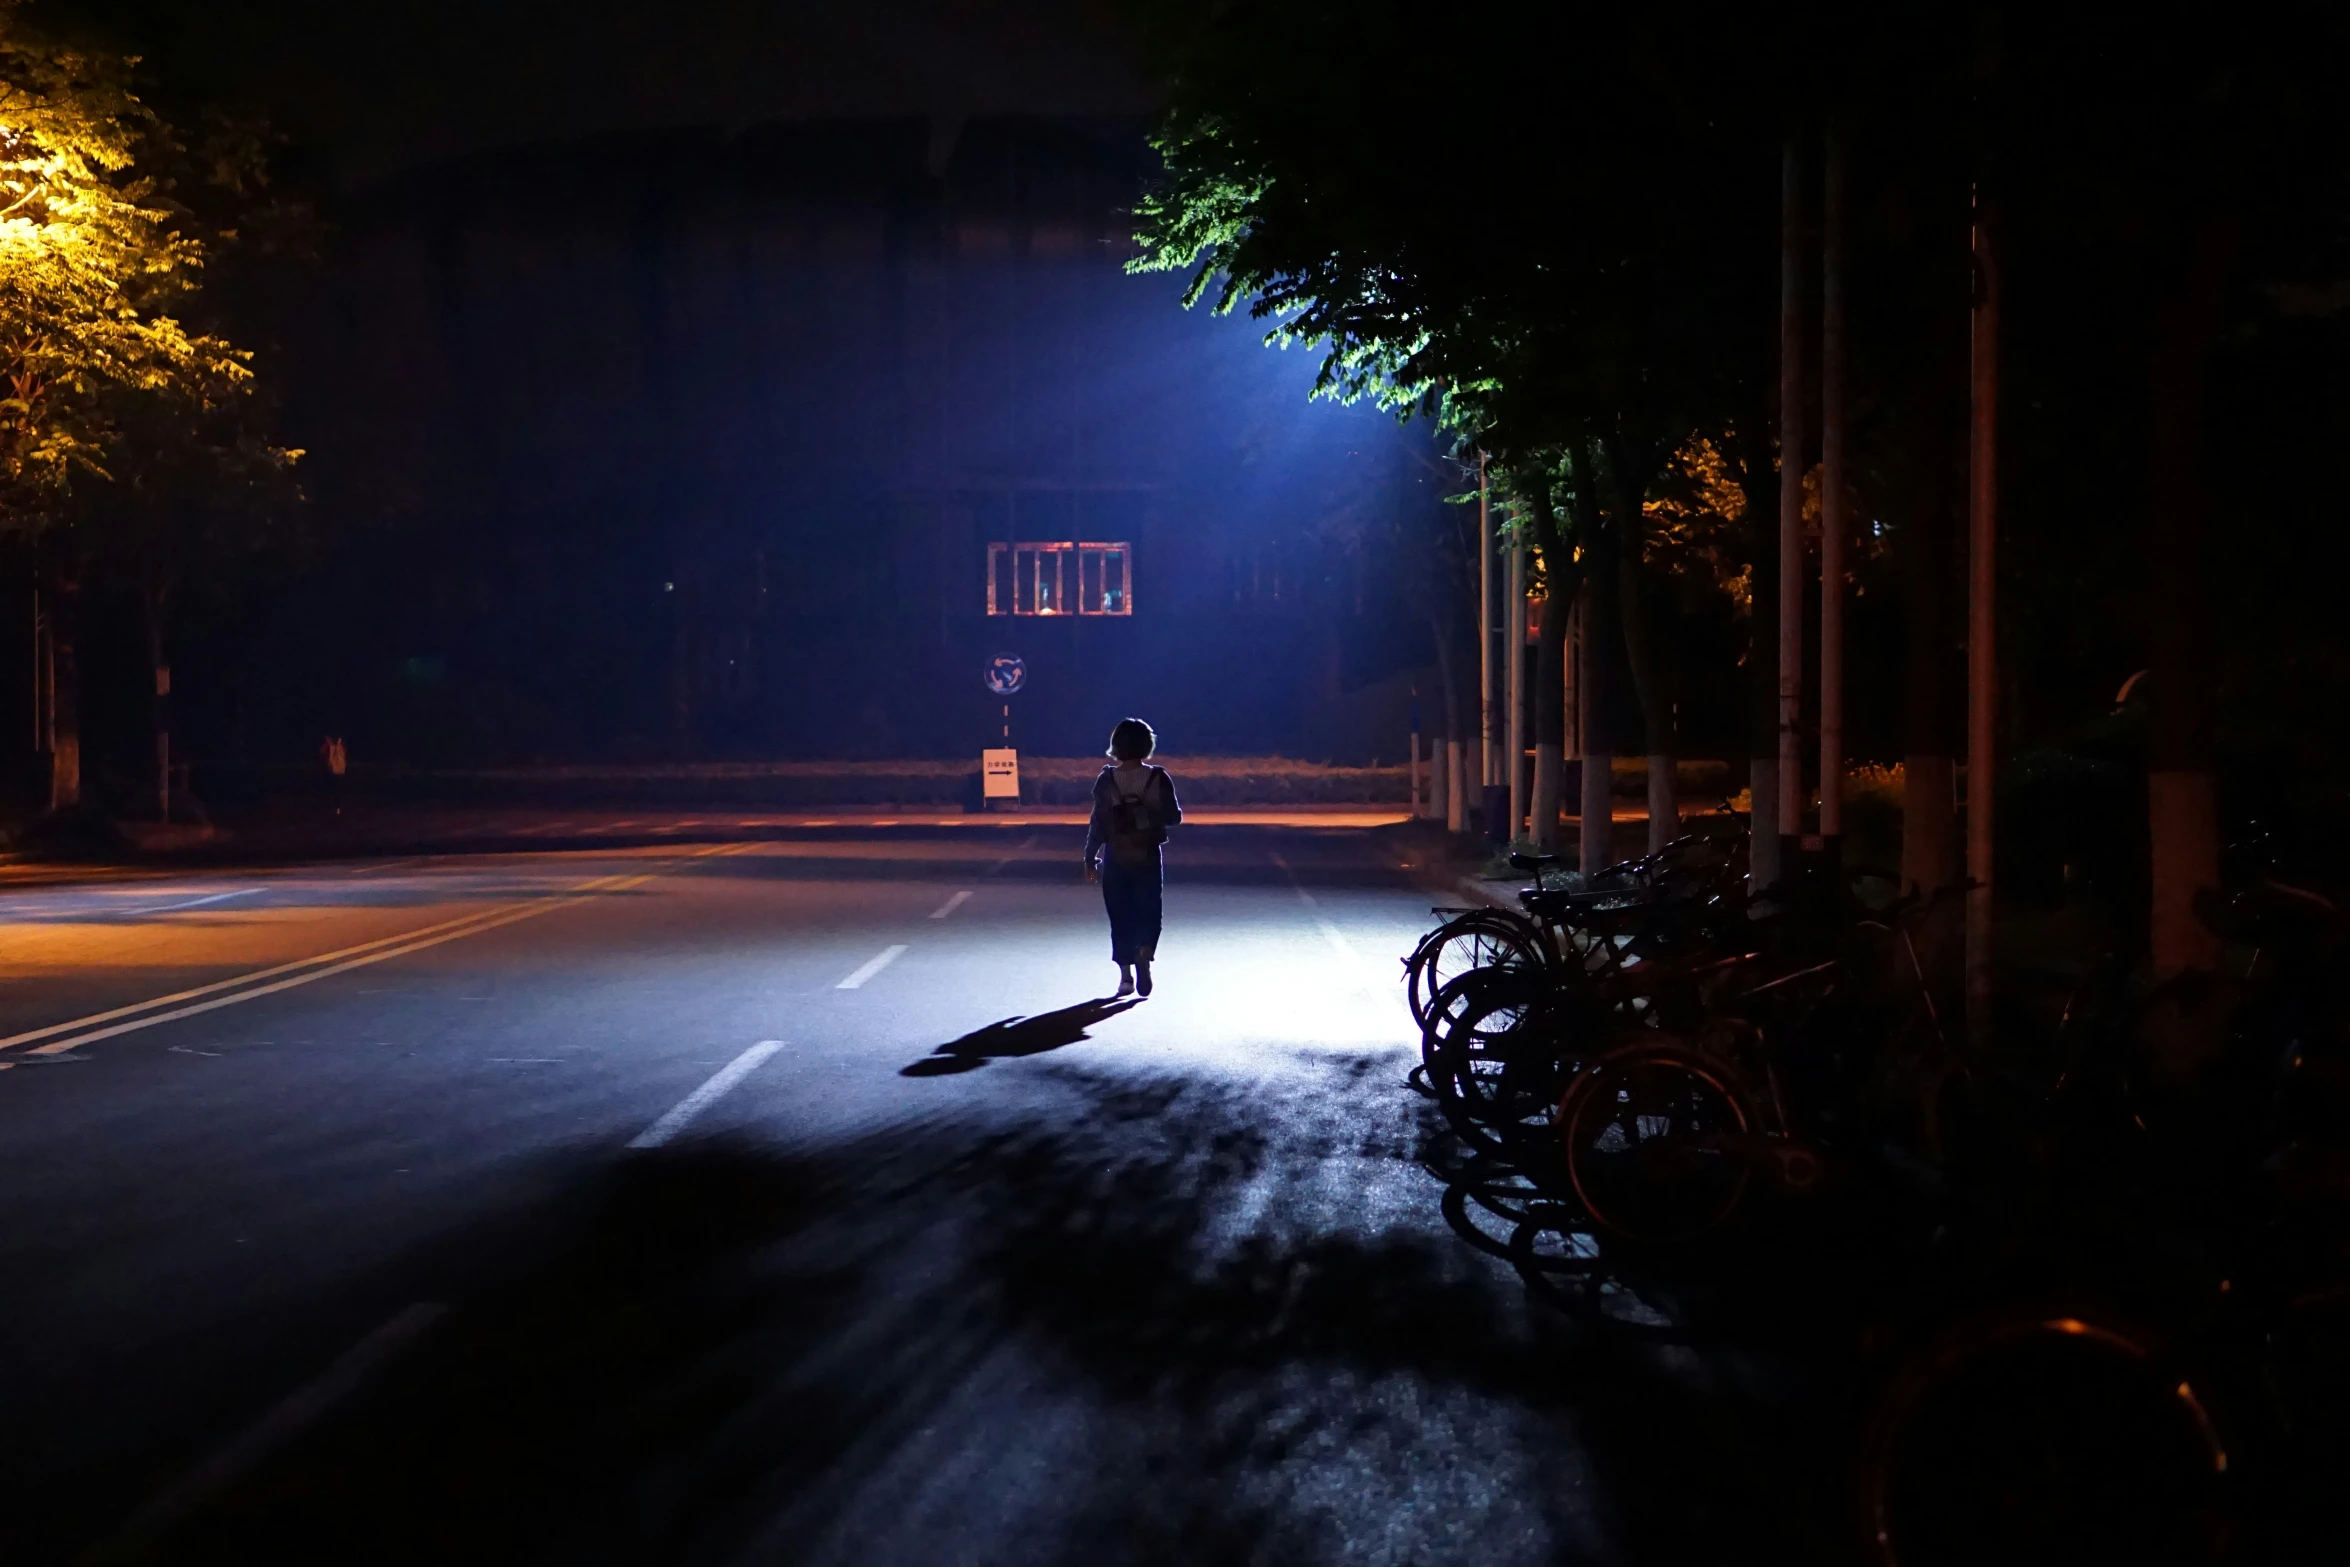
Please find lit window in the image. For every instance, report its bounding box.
[987,542,1132,615]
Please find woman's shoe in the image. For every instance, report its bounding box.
[1115,966,1136,998]
[1136,959,1153,997]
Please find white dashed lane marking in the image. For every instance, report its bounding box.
[625,1040,786,1149]
[835,944,909,990]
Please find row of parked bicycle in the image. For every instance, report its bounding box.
[1401,822,2350,1564]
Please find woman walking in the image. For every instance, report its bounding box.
[1083,718,1182,997]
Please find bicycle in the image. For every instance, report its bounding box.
[1552,884,1965,1247]
[1854,875,2350,1565]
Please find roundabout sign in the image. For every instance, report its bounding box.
[984,653,1027,696]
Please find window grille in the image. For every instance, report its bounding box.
[987,542,1131,615]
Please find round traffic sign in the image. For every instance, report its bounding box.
[985,653,1027,696]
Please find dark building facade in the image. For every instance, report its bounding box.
[231,116,1454,766]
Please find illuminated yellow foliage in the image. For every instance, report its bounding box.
[1637,436,1887,616]
[1640,435,1750,606]
[0,10,251,518]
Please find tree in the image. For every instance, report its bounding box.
[1141,1,2350,987]
[1970,3,2350,970]
[0,4,264,808]
[1133,1,1778,852]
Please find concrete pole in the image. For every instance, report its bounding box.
[1819,130,1847,845]
[1965,188,1999,1037]
[1506,537,1527,845]
[1578,586,1613,876]
[1477,452,1495,792]
[1564,595,1580,766]
[1777,136,1809,864]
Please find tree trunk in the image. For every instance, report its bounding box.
[1505,539,1527,842]
[1964,190,2001,1035]
[1531,607,1566,854]
[1578,511,1625,875]
[1578,603,1615,873]
[1900,484,1958,897]
[46,563,82,812]
[1429,616,1457,827]
[1820,128,1849,846]
[1778,134,1810,858]
[1519,463,1574,855]
[1477,451,1496,800]
[2147,218,2237,978]
[147,581,171,823]
[1432,559,1477,834]
[1606,440,1678,853]
[1618,548,1679,853]
[1732,422,1781,890]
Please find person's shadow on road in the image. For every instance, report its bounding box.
[901,997,1142,1076]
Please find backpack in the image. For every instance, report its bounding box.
[1105,768,1167,867]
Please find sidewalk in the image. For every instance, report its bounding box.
[1,799,1697,891]
[0,803,1423,886]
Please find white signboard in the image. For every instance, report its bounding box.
[982,748,1020,800]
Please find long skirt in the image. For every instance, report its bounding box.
[1100,854,1163,965]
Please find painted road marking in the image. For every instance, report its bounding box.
[0,887,257,920]
[1271,852,1399,1015]
[0,845,751,1061]
[986,832,1039,877]
[836,944,908,990]
[16,892,617,1057]
[93,1302,448,1564]
[626,1040,785,1149]
[0,906,558,1054]
[929,890,973,919]
[109,888,260,917]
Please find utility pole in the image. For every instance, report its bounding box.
[1819,130,1847,851]
[1777,135,1808,880]
[1965,185,2000,1037]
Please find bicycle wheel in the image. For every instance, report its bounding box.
[1558,1044,1756,1244]
[1422,967,1555,1154]
[1858,1308,2237,1567]
[1508,1201,1691,1339]
[1406,909,1547,1027]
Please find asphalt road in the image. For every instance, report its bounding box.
[0,821,1830,1566]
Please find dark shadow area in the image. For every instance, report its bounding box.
[75,1063,1866,1567]
[901,998,1141,1075]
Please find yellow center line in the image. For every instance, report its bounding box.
[1,843,752,1062]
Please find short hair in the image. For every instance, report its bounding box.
[1107,718,1156,762]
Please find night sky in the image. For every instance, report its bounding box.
[45,1,1156,180]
